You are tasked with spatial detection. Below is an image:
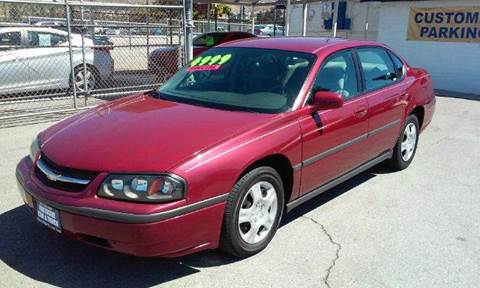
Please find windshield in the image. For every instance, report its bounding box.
[157,47,315,113]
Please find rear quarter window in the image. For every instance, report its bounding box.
[0,32,21,46]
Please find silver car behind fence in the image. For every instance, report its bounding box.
[0,0,185,122]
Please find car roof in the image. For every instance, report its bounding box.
[0,26,68,35]
[219,37,383,54]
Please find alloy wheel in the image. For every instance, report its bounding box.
[75,68,95,92]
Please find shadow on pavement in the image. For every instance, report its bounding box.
[436,90,480,101]
[0,207,199,288]
[283,169,377,224]
[0,167,381,286]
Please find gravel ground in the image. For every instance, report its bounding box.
[0,96,478,288]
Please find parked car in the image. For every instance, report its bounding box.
[104,28,128,36]
[34,20,83,34]
[253,24,266,35]
[148,31,255,80]
[260,24,284,36]
[0,27,113,96]
[17,37,435,258]
[35,21,114,48]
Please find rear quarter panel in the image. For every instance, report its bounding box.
[406,67,436,131]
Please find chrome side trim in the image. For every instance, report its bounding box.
[368,119,400,138]
[302,134,368,168]
[287,150,393,212]
[36,158,90,185]
[293,163,302,171]
[300,120,400,169]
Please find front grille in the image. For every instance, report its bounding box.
[35,153,98,192]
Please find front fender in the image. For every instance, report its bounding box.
[173,112,303,205]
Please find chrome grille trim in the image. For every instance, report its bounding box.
[36,158,91,185]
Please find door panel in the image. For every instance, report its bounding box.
[20,31,71,91]
[299,49,370,195]
[364,82,408,159]
[356,47,408,158]
[0,31,25,94]
[299,97,369,194]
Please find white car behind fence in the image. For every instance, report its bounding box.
[0,27,114,97]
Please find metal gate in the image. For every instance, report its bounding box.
[0,0,185,126]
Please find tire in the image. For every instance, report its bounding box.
[73,65,97,93]
[221,166,285,258]
[387,114,420,170]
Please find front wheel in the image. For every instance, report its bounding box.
[387,114,420,170]
[221,166,284,258]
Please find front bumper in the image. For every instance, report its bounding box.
[16,157,226,257]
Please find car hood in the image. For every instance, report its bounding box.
[40,93,276,173]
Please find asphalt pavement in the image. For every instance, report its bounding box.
[0,96,478,288]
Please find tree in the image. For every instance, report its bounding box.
[256,7,284,25]
[213,4,233,18]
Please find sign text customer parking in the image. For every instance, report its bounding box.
[407,6,480,43]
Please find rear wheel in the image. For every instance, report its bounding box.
[221,166,284,258]
[73,66,97,93]
[387,114,419,170]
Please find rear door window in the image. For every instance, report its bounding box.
[389,51,405,79]
[357,47,397,91]
[0,32,21,47]
[27,31,67,47]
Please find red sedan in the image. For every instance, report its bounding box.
[16,37,435,258]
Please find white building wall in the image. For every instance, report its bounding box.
[376,0,480,95]
[288,0,381,40]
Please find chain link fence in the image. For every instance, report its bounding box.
[0,0,185,125]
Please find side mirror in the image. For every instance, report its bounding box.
[312,91,344,110]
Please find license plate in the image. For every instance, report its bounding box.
[36,201,62,233]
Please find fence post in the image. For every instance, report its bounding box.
[302,2,308,37]
[273,8,277,36]
[207,3,211,32]
[364,2,370,40]
[146,17,150,58]
[80,0,89,105]
[332,0,340,38]
[285,0,290,36]
[168,17,173,45]
[81,28,88,105]
[251,4,255,34]
[183,0,193,62]
[65,0,77,109]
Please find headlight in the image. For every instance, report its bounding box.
[30,137,40,162]
[98,174,186,203]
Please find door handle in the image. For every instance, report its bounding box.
[354,105,368,117]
